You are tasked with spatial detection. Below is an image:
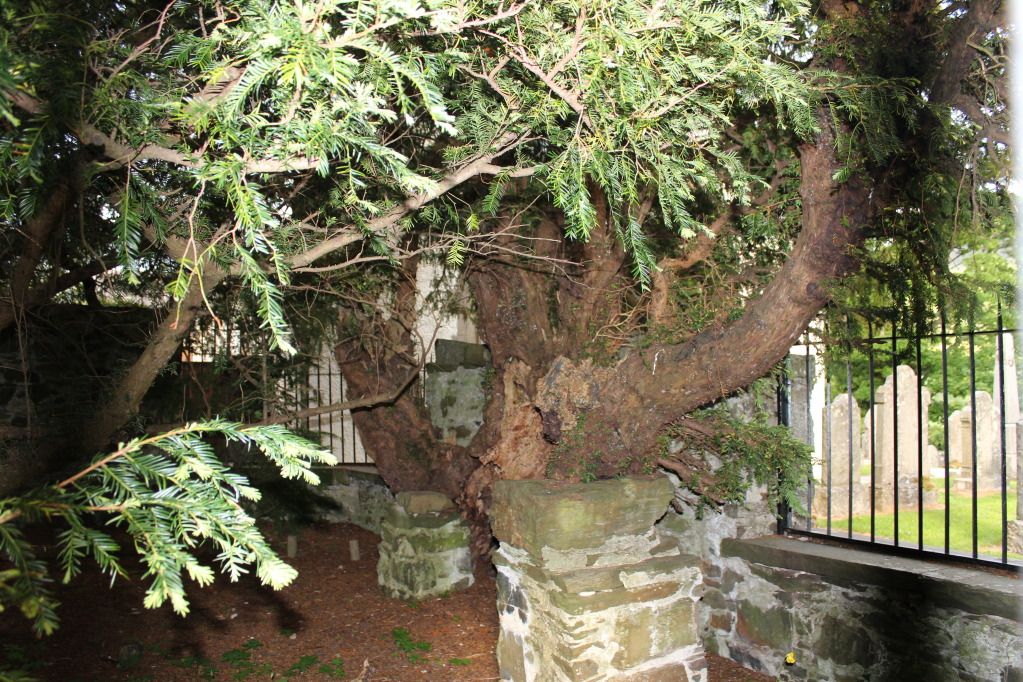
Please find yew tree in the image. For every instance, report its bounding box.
[0,0,1009,544]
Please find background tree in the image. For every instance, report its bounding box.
[0,0,1010,555]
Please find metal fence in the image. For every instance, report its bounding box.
[179,328,372,466]
[278,345,371,465]
[777,309,1021,571]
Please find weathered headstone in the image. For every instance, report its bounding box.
[818,393,870,517]
[490,477,707,682]
[948,391,1000,490]
[862,365,931,510]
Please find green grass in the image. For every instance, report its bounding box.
[816,489,1020,559]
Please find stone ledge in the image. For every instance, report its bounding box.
[721,535,1023,622]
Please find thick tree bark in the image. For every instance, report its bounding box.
[338,348,478,501]
[541,117,870,472]
[452,0,998,511]
[453,112,872,500]
[75,266,227,456]
[333,258,479,501]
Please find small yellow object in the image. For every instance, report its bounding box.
[784,651,797,665]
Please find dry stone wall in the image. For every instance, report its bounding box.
[656,476,1023,682]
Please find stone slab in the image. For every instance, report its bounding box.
[430,338,491,370]
[491,477,675,555]
[386,504,460,530]
[550,553,699,594]
[395,490,455,515]
[617,662,693,681]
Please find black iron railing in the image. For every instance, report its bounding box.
[777,309,1021,571]
[180,327,373,465]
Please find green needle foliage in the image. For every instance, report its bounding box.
[0,421,336,638]
[0,0,812,350]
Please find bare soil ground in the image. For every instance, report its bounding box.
[1,522,771,681]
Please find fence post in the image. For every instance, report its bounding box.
[777,359,792,534]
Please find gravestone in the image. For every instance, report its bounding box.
[948,391,1000,490]
[862,366,931,511]
[818,393,869,517]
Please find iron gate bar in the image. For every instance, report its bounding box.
[846,315,854,538]
[916,332,924,551]
[826,368,833,536]
[941,312,951,556]
[777,357,792,532]
[969,328,978,559]
[805,334,813,532]
[869,319,877,543]
[891,325,900,548]
[998,302,1008,564]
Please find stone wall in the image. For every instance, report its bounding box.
[490,477,707,682]
[656,477,1023,682]
[315,467,395,534]
[706,537,1023,681]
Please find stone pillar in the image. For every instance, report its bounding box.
[490,477,706,682]
[376,491,474,600]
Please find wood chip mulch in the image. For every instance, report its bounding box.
[0,522,773,681]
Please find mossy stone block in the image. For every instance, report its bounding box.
[490,477,674,554]
[395,490,455,515]
[735,601,793,651]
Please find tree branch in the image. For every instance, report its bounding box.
[479,30,592,129]
[6,90,324,174]
[285,132,527,269]
[0,256,114,331]
[3,183,71,330]
[257,361,424,426]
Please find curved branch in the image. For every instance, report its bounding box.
[285,132,527,270]
[2,184,71,330]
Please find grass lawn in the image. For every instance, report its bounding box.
[815,489,1020,560]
